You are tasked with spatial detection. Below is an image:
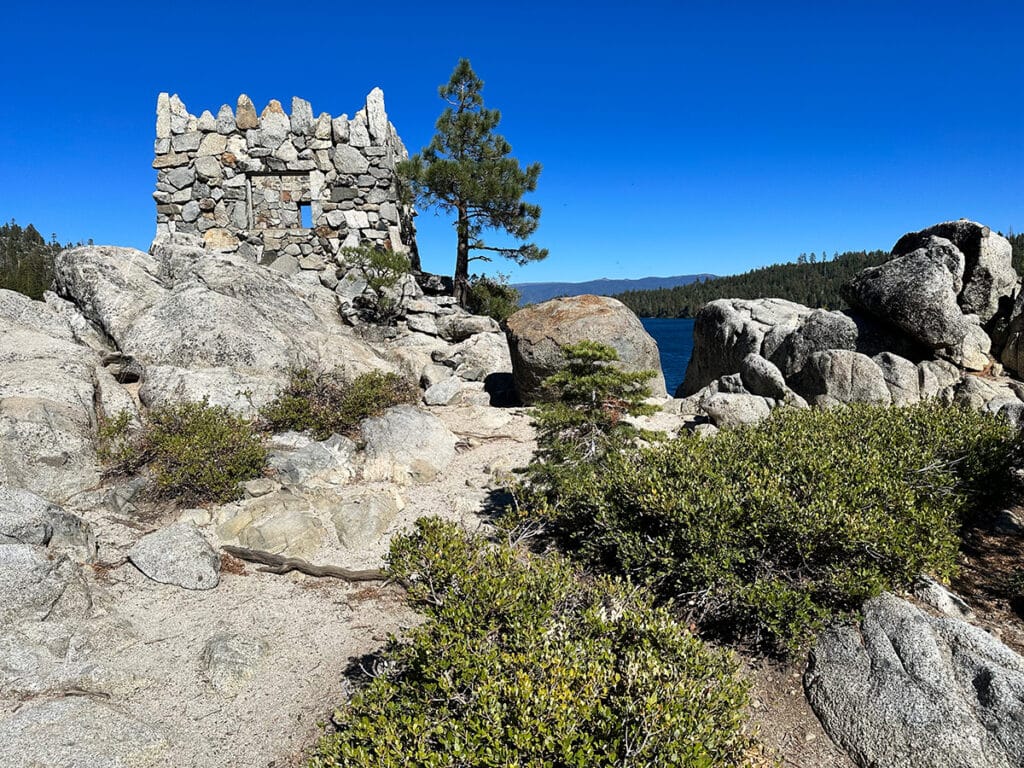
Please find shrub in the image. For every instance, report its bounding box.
[465,273,521,323]
[520,401,1016,650]
[101,400,268,504]
[261,368,418,440]
[310,518,759,768]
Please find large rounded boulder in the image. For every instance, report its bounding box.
[505,295,667,404]
[892,219,1016,323]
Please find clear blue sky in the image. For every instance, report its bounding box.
[1,1,1021,283]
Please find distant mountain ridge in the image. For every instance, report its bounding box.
[514,274,715,305]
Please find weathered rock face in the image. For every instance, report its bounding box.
[0,697,170,768]
[505,295,667,403]
[360,405,457,483]
[681,299,856,396]
[0,289,111,501]
[679,220,1022,427]
[154,90,418,272]
[842,239,968,350]
[54,243,397,415]
[892,220,1016,323]
[0,487,96,561]
[805,593,1024,768]
[792,350,892,407]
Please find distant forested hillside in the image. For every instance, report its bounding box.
[0,221,82,300]
[514,274,714,305]
[614,250,889,317]
[616,232,1024,318]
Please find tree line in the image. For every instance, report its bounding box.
[615,231,1024,318]
[614,249,890,317]
[0,220,83,300]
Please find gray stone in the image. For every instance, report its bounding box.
[128,523,220,590]
[407,312,439,336]
[918,359,962,400]
[165,166,195,189]
[843,239,968,350]
[805,592,1024,768]
[0,487,96,561]
[197,132,227,157]
[681,298,825,396]
[171,130,202,153]
[194,155,222,181]
[701,392,772,429]
[0,697,170,767]
[269,434,358,487]
[435,313,500,343]
[739,354,788,400]
[216,104,236,134]
[873,352,921,405]
[506,295,667,403]
[767,309,860,379]
[331,487,403,548]
[156,92,170,139]
[168,94,189,134]
[0,544,91,625]
[332,114,350,143]
[333,144,369,174]
[365,87,388,143]
[197,110,217,132]
[349,115,371,147]
[893,220,1017,323]
[0,292,103,500]
[181,200,201,222]
[792,350,891,406]
[202,631,269,694]
[361,405,457,483]
[216,490,325,558]
[290,96,314,135]
[423,376,464,405]
[268,254,299,275]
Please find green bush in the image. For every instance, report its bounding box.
[520,401,1016,650]
[310,518,759,768]
[101,400,268,504]
[261,368,418,441]
[465,273,521,323]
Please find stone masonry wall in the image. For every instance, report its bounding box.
[153,89,418,271]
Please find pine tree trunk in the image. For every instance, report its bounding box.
[454,204,470,307]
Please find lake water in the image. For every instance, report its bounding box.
[640,317,695,396]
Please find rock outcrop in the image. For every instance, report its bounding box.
[505,294,667,403]
[805,593,1024,768]
[679,220,1022,425]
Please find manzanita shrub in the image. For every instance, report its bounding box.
[99,399,268,504]
[310,518,761,768]
[519,399,1016,650]
[261,367,417,440]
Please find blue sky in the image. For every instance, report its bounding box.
[1,1,1021,283]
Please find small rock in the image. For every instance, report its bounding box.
[202,631,269,694]
[128,523,220,590]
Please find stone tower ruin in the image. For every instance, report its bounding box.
[153,89,418,271]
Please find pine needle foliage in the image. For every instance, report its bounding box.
[398,59,547,305]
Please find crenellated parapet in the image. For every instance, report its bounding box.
[153,89,418,271]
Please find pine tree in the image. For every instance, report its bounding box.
[398,59,547,305]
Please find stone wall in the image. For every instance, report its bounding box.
[153,89,418,271]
